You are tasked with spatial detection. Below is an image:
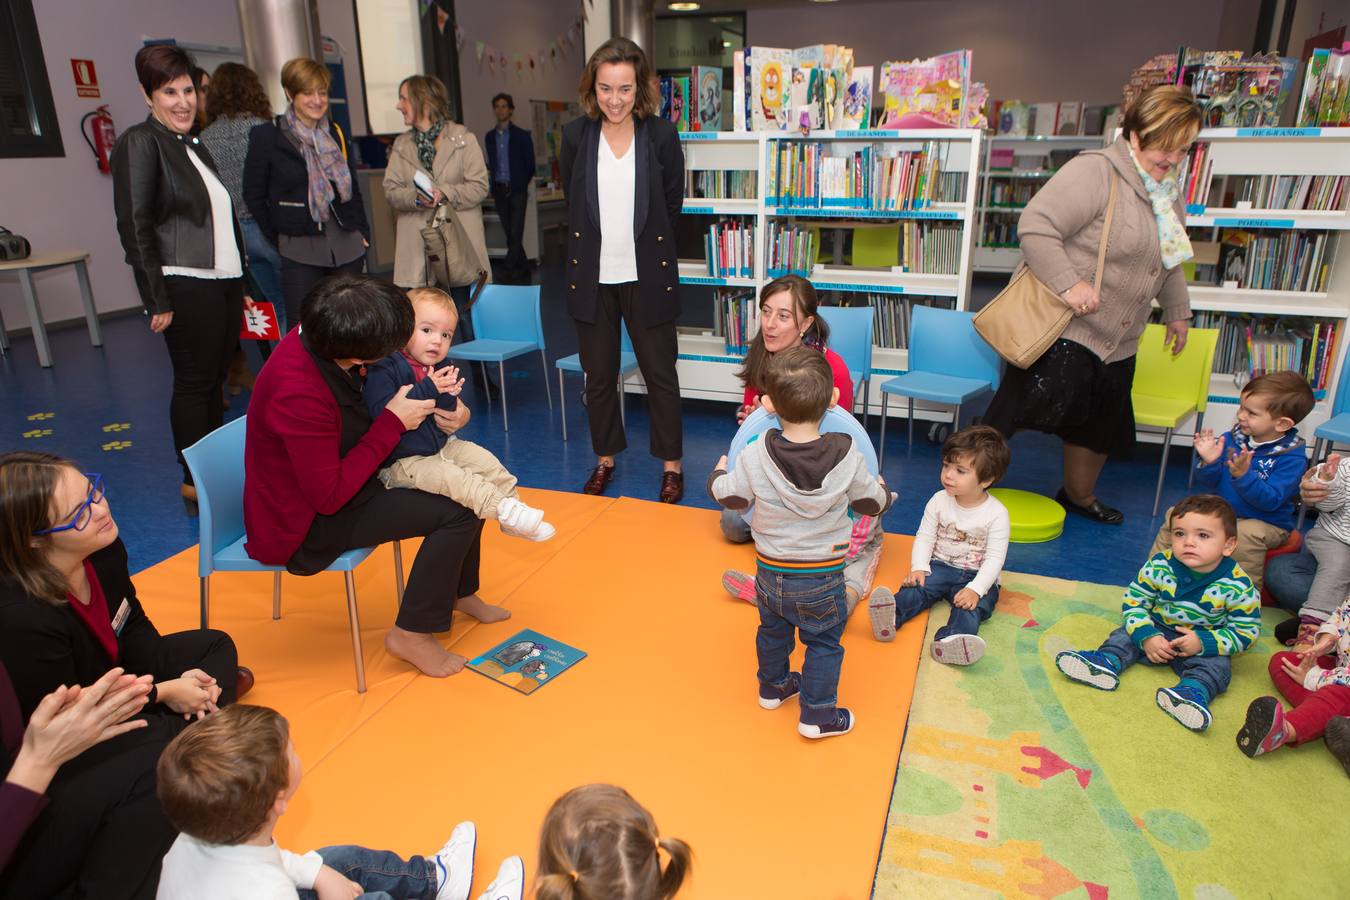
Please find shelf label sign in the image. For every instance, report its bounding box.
[1185,203,1206,215]
[680,276,728,286]
[1212,217,1296,229]
[812,282,908,294]
[683,206,714,215]
[1234,127,1321,137]
[771,207,959,220]
[679,132,720,141]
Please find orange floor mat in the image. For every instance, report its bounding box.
[134,492,924,898]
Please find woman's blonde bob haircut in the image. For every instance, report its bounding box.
[399,74,451,126]
[280,57,331,99]
[1121,85,1202,152]
[577,37,659,120]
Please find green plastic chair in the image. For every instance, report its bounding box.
[850,225,900,267]
[1131,323,1220,517]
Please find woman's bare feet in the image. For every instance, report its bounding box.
[457,594,511,623]
[385,628,467,677]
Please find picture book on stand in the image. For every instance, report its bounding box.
[692,65,723,131]
[841,66,872,130]
[467,628,587,695]
[749,47,792,131]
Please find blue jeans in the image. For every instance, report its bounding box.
[240,217,285,324]
[1263,543,1316,614]
[295,844,437,900]
[1097,624,1232,702]
[895,559,1000,641]
[755,564,848,725]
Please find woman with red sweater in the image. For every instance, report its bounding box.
[243,273,507,677]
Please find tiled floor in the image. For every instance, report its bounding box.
[0,260,1199,585]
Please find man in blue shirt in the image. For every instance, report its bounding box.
[484,93,535,284]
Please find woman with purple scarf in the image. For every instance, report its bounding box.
[243,57,368,330]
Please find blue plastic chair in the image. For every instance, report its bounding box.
[555,322,639,442]
[451,284,552,431]
[726,405,879,525]
[817,305,875,426]
[182,417,404,694]
[876,305,1002,468]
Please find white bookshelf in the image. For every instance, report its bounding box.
[654,128,984,412]
[972,134,1105,273]
[1166,126,1350,447]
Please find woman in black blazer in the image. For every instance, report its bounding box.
[243,57,368,331]
[561,38,686,502]
[111,44,247,506]
[0,452,250,897]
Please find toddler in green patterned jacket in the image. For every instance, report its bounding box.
[1053,494,1260,732]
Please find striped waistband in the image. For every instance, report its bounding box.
[756,553,846,575]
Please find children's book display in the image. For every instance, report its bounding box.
[467,629,586,694]
[1123,47,1296,128]
[1174,310,1342,392]
[765,140,956,210]
[660,75,690,132]
[1298,44,1350,127]
[704,220,755,278]
[692,65,723,131]
[989,100,1113,136]
[877,50,987,130]
[734,45,864,132]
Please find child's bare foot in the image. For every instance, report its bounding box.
[385,628,467,677]
[457,593,511,623]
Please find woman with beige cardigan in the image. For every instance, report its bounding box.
[984,85,1201,525]
[383,75,495,395]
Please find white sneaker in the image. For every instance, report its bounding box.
[434,820,476,900]
[931,633,986,666]
[867,587,897,642]
[496,498,554,541]
[476,855,525,900]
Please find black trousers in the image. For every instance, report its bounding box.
[1,629,238,900]
[574,282,683,460]
[490,183,528,281]
[279,253,367,333]
[290,486,484,634]
[162,276,245,485]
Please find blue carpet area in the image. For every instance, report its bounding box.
[1,262,1205,585]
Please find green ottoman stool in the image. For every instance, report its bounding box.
[989,488,1065,543]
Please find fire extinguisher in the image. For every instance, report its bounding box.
[81,106,117,173]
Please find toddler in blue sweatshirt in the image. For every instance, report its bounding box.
[1150,370,1312,590]
[363,288,553,541]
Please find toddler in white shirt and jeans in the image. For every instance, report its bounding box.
[869,426,1011,665]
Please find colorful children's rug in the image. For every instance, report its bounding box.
[873,571,1345,899]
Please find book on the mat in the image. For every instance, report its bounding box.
[467,629,586,694]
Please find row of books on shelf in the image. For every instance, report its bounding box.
[660,68,722,133]
[703,221,754,278]
[855,296,954,349]
[764,141,960,210]
[713,289,756,355]
[989,101,1115,137]
[1185,311,1341,391]
[1183,144,1348,210]
[979,218,1020,248]
[765,222,815,276]
[898,222,963,275]
[686,169,757,201]
[986,181,1036,207]
[1187,231,1331,293]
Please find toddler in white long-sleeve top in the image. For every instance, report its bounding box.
[869,426,1011,666]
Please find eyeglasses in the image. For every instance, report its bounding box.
[33,474,105,536]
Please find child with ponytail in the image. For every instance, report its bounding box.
[532,784,691,899]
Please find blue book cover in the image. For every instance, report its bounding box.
[467,629,586,694]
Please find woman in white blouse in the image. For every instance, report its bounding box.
[560,38,686,502]
[111,45,249,505]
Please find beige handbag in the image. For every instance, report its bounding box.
[421,202,488,300]
[973,175,1118,369]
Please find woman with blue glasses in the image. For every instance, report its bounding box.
[0,452,252,897]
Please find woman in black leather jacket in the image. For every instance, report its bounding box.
[111,44,247,506]
[243,57,368,329]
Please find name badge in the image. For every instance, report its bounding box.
[111,599,131,635]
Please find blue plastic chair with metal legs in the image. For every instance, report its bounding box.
[875,305,1002,468]
[450,284,552,431]
[817,305,875,427]
[555,322,639,441]
[182,416,404,694]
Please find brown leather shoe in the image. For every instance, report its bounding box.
[583,464,615,495]
[659,470,684,503]
[235,665,255,700]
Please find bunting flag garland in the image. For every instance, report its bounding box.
[476,41,485,63]
[452,12,582,77]
[435,7,448,34]
[418,0,434,16]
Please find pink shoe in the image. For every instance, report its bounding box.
[1236,696,1289,758]
[721,569,757,604]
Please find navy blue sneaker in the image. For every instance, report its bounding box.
[1055,650,1120,691]
[798,708,855,740]
[1157,684,1212,732]
[759,672,801,710]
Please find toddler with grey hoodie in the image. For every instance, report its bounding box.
[709,346,893,740]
